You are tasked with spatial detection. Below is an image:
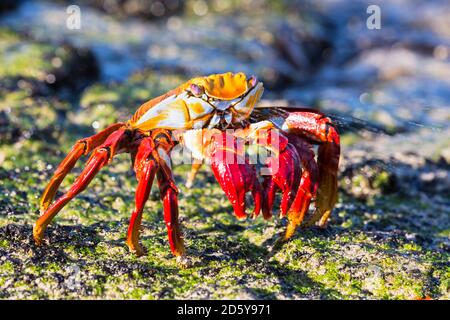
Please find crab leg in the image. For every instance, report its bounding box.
[283,135,319,240]
[262,178,277,220]
[155,134,185,256]
[246,124,319,238]
[33,129,130,245]
[242,125,301,221]
[209,132,262,220]
[282,111,340,227]
[40,122,125,213]
[262,141,302,220]
[126,137,158,256]
[158,170,184,256]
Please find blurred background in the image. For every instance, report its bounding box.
[0,0,449,299]
[1,0,450,147]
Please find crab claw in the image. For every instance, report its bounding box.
[262,142,302,219]
[262,178,277,220]
[210,132,262,220]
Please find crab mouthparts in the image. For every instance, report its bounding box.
[214,101,232,111]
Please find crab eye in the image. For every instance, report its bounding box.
[189,84,204,97]
[248,75,258,88]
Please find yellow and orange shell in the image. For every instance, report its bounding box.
[129,72,263,132]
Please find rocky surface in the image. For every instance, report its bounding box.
[0,0,449,299]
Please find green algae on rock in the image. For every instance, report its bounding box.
[0,28,98,96]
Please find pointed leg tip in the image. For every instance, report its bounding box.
[283,222,297,241]
[303,207,333,228]
[32,224,44,246]
[129,245,146,257]
[262,209,272,220]
[318,216,330,228]
[176,255,192,268]
[174,248,186,256]
[126,238,147,257]
[33,237,43,246]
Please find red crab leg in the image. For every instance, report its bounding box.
[155,136,185,256]
[209,132,262,220]
[40,122,125,212]
[245,127,300,220]
[33,129,130,245]
[262,178,277,220]
[283,135,319,240]
[261,138,302,220]
[158,172,184,256]
[282,111,340,227]
[126,137,158,256]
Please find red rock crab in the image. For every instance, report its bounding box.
[33,72,340,257]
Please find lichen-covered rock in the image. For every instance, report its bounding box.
[340,149,450,200]
[0,214,448,299]
[0,129,449,299]
[0,28,100,153]
[0,87,69,144]
[0,28,98,97]
[340,155,396,200]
